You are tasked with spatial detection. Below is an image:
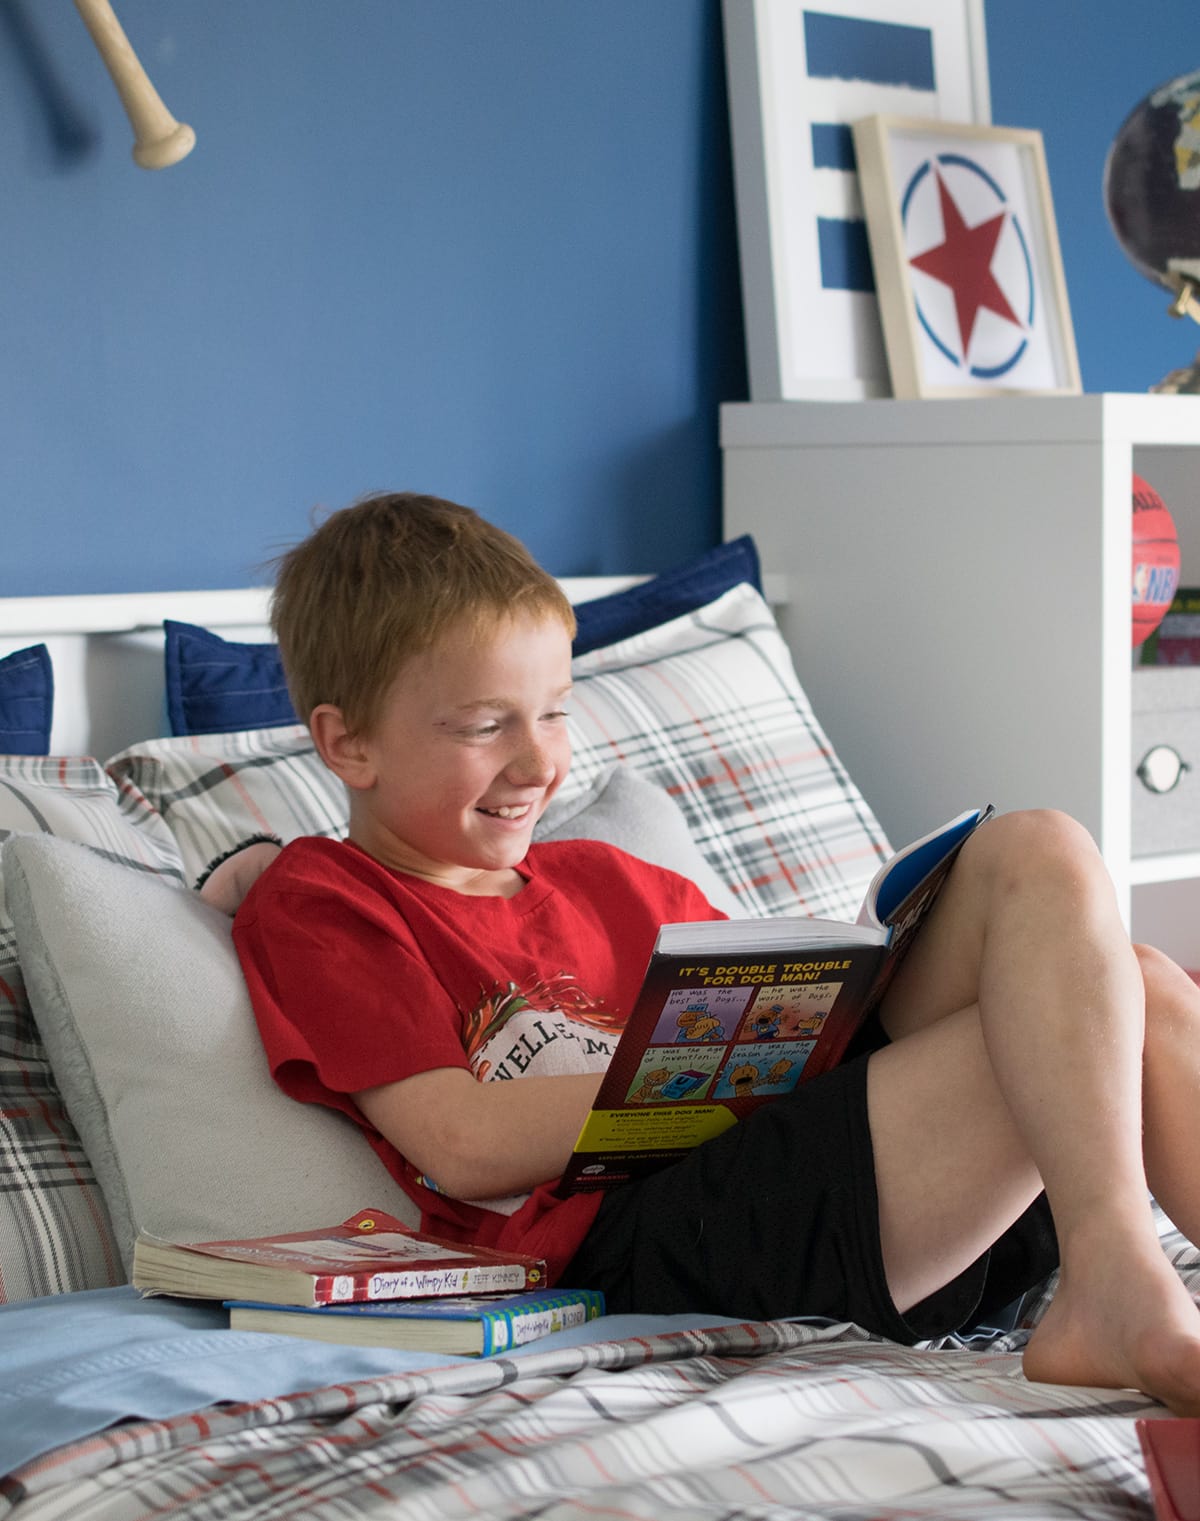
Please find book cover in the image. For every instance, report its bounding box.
[1141,588,1200,666]
[1137,1418,1200,1521]
[132,1208,547,1306]
[227,1287,606,1356]
[557,805,992,1194]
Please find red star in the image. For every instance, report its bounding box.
[909,170,1022,357]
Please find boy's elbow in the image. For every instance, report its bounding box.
[419,1143,489,1201]
[420,1110,555,1200]
[419,1126,534,1201]
[355,1069,554,1200]
[356,1070,486,1195]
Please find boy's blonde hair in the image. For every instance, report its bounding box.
[271,492,576,735]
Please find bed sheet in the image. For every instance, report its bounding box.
[4,1215,1197,1519]
[1,1316,1170,1521]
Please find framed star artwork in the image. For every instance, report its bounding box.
[851,116,1082,398]
[723,0,991,400]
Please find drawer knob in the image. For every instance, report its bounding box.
[1137,744,1191,794]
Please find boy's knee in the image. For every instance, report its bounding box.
[964,808,1107,904]
[1135,943,1198,1036]
[974,807,1097,870]
[1133,941,1175,982]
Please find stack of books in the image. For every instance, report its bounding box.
[132,1207,604,1356]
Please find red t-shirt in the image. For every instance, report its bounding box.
[233,836,724,1282]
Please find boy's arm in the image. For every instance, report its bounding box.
[353,1067,604,1200]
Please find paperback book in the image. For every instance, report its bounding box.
[132,1208,547,1306]
[227,1287,606,1356]
[558,805,993,1194]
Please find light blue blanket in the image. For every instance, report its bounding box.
[1,1287,729,1477]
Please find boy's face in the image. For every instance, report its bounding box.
[347,610,573,893]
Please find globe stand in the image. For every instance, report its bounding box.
[1150,277,1200,395]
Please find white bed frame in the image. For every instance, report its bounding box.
[0,580,647,760]
[0,576,791,761]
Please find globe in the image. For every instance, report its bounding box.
[1104,69,1200,298]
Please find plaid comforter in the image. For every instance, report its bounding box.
[6,1226,1197,1521]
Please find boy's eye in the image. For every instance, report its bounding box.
[460,707,568,737]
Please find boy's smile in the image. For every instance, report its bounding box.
[338,611,574,895]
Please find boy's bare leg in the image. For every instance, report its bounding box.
[1136,943,1200,1245]
[867,809,1200,1413]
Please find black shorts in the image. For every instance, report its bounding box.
[562,1020,1058,1343]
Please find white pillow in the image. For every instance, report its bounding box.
[4,833,418,1268]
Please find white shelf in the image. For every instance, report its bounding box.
[722,392,1200,945]
[1130,852,1200,886]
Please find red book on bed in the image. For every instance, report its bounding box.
[1139,1419,1200,1521]
[131,1208,547,1307]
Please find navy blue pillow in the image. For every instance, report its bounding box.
[0,643,54,755]
[164,621,297,737]
[163,536,763,736]
[571,535,762,656]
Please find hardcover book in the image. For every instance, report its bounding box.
[558,805,992,1194]
[227,1287,606,1356]
[1137,1417,1200,1521]
[132,1208,547,1306]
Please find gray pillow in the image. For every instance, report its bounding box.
[535,764,739,915]
[2,834,418,1269]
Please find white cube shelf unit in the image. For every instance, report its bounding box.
[722,393,1200,963]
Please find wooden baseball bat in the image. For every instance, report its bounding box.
[71,0,194,169]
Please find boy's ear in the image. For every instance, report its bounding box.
[310,704,376,790]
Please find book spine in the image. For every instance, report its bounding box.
[313,1262,536,1304]
[480,1295,601,1355]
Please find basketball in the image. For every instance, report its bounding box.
[1132,473,1180,647]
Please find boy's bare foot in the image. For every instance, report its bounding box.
[1023,1228,1200,1414]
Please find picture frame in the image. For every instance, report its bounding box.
[722,0,991,401]
[851,115,1082,398]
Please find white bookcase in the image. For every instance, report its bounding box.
[721,393,1200,963]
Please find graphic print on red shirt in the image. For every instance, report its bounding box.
[463,973,625,1081]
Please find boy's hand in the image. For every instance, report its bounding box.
[353,1067,604,1200]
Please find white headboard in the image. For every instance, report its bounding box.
[0,579,643,760]
[0,573,789,760]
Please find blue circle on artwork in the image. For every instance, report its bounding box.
[900,152,1034,379]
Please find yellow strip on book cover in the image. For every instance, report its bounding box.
[572,1105,739,1154]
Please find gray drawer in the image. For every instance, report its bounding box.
[1132,668,1200,855]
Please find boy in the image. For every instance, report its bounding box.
[234,491,1200,1414]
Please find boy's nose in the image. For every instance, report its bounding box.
[507,741,557,786]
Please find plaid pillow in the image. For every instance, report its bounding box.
[113,585,888,923]
[104,725,349,887]
[560,583,891,921]
[0,757,183,1302]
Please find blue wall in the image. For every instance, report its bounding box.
[1,2,1196,596]
[0,0,743,595]
[985,1,1200,395]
